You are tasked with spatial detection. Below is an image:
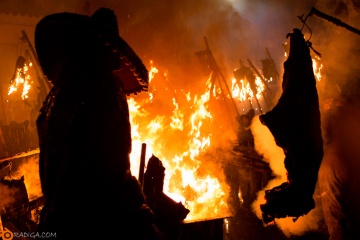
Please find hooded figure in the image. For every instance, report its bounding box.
[35,8,160,239]
[259,28,324,223]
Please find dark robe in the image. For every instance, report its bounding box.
[259,28,324,222]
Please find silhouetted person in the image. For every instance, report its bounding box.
[235,109,259,157]
[319,96,360,240]
[225,109,266,217]
[35,8,160,239]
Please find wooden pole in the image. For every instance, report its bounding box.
[204,37,240,119]
[138,143,146,189]
[309,7,360,36]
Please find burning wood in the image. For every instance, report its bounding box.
[1,196,44,224]
[233,62,264,114]
[143,155,190,231]
[0,176,42,233]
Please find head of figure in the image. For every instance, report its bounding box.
[35,13,91,86]
[90,8,122,72]
[35,8,122,86]
[243,115,251,128]
[243,108,255,128]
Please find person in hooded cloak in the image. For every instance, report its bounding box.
[35,8,161,239]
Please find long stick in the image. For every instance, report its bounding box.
[265,47,280,81]
[247,59,273,97]
[0,148,39,164]
[309,7,360,36]
[204,37,241,119]
[138,143,146,189]
[247,59,276,110]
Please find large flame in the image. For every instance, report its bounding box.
[8,55,323,223]
[129,61,230,220]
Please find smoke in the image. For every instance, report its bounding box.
[250,114,327,237]
[251,116,286,177]
[115,0,318,76]
[211,113,327,236]
[112,0,360,106]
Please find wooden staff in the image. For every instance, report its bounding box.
[310,7,360,36]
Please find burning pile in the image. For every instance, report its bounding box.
[143,154,190,229]
[128,61,232,221]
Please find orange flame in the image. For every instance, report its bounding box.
[8,63,33,100]
[129,61,230,220]
[312,57,323,82]
[231,75,264,103]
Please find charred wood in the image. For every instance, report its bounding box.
[143,155,190,232]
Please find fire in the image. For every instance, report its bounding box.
[148,60,158,84]
[312,56,323,81]
[231,77,247,101]
[231,76,265,103]
[170,97,184,131]
[255,77,265,99]
[129,61,230,220]
[8,62,33,100]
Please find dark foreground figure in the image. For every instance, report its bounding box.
[35,8,160,239]
[319,96,360,240]
[259,28,324,224]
